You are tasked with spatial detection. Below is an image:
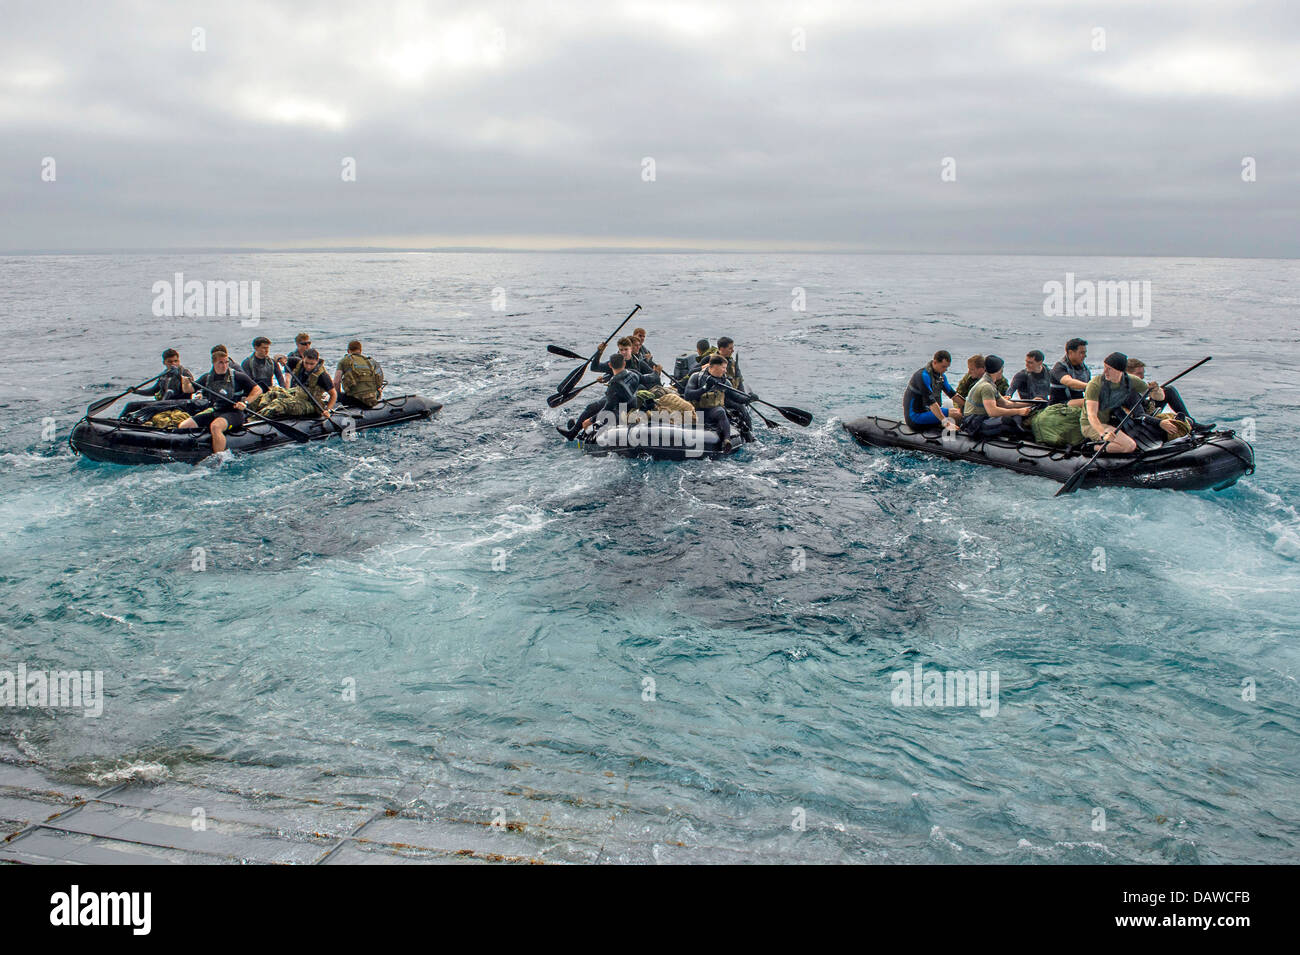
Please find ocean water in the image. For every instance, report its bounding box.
[1,252,1297,863]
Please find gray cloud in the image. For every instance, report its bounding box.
[1,0,1297,254]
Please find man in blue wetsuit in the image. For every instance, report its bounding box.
[903,350,962,431]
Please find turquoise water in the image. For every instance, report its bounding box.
[1,252,1298,862]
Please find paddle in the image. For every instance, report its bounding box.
[751,406,781,429]
[713,381,813,427]
[286,364,344,433]
[546,345,587,361]
[85,372,165,417]
[547,377,605,408]
[555,304,641,396]
[188,376,312,443]
[1055,356,1210,497]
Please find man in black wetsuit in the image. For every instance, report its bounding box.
[153,349,195,400]
[592,336,659,380]
[713,336,756,435]
[903,350,962,430]
[242,337,287,392]
[558,353,646,439]
[276,332,314,377]
[684,355,739,447]
[176,345,262,453]
[1125,357,1200,430]
[1049,338,1090,406]
[1007,350,1053,402]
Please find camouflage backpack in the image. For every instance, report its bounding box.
[339,353,383,408]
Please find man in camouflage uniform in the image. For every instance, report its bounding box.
[334,339,386,408]
[255,349,337,419]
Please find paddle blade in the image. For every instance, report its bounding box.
[547,345,586,361]
[548,387,586,408]
[774,405,813,427]
[1055,468,1086,496]
[264,418,312,443]
[556,362,587,396]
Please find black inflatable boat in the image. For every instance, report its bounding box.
[70,395,441,466]
[577,415,752,460]
[843,415,1254,492]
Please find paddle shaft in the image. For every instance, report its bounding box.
[557,304,642,395]
[1161,355,1211,389]
[1055,356,1210,496]
[187,376,310,442]
[711,380,812,426]
[287,364,343,432]
[85,372,165,417]
[547,377,606,407]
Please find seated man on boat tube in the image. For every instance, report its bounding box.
[176,345,263,453]
[685,355,748,447]
[252,349,337,420]
[630,327,655,369]
[958,355,1032,439]
[1082,352,1178,454]
[1049,338,1090,406]
[955,354,1007,408]
[334,339,386,409]
[716,336,756,437]
[558,352,647,440]
[1007,350,1053,402]
[275,332,314,376]
[671,339,715,388]
[242,337,288,392]
[903,350,963,431]
[593,336,660,380]
[1126,358,1196,438]
[124,348,196,419]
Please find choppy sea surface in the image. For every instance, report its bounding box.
[1,252,1297,863]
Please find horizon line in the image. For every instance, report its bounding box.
[2,246,1297,260]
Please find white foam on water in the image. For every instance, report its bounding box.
[84,761,171,786]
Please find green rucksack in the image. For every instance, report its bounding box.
[1031,403,1085,448]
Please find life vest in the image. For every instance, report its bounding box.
[156,367,191,400]
[339,353,382,406]
[199,368,243,407]
[690,372,726,408]
[1050,359,1090,404]
[243,355,279,390]
[291,363,330,403]
[1095,374,1144,424]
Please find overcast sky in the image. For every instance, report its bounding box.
[1,0,1297,255]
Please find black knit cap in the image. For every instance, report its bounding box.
[984,354,1004,374]
[1104,351,1128,371]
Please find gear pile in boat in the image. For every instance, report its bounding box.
[549,314,809,459]
[846,339,1254,492]
[70,334,440,466]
